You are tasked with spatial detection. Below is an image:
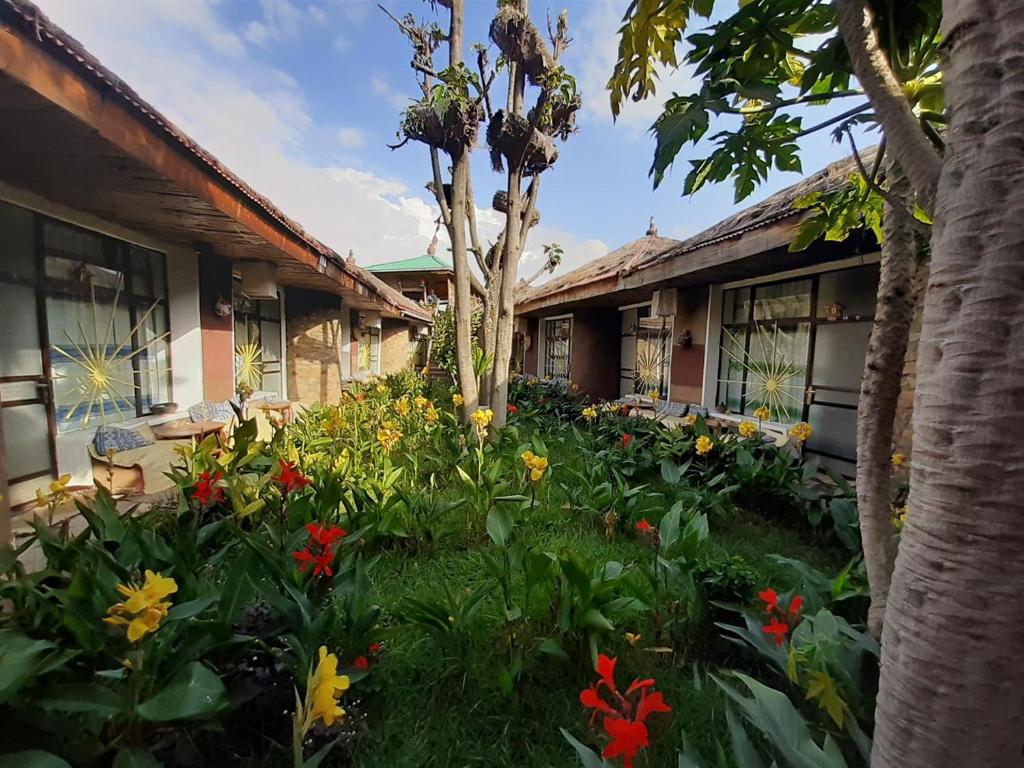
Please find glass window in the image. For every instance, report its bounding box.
[358,326,381,374]
[721,287,751,325]
[817,265,879,320]
[543,318,571,379]
[753,278,812,320]
[42,221,171,433]
[234,288,283,396]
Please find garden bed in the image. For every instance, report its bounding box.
[0,375,875,768]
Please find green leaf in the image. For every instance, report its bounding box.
[40,683,126,717]
[112,749,162,768]
[659,502,682,552]
[560,728,613,768]
[486,507,514,547]
[580,608,614,632]
[167,594,218,622]
[538,637,569,660]
[0,752,72,768]
[136,662,229,722]
[219,550,255,627]
[660,458,681,484]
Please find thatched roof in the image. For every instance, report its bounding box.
[626,150,876,277]
[517,150,875,311]
[516,233,681,306]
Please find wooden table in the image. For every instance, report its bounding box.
[251,400,295,424]
[151,420,226,442]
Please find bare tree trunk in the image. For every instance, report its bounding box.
[857,159,919,639]
[871,3,1024,764]
[480,266,500,402]
[489,168,524,427]
[835,0,942,215]
[445,0,479,416]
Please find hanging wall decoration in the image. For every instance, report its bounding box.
[51,282,170,426]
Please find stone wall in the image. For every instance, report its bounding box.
[285,288,345,405]
[381,318,415,375]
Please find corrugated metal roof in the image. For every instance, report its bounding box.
[368,254,454,273]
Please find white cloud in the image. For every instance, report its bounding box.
[244,0,308,47]
[569,2,700,133]
[31,0,601,284]
[370,72,414,111]
[336,127,368,149]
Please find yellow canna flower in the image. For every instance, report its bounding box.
[788,422,813,442]
[470,408,493,429]
[395,397,411,417]
[421,366,430,376]
[648,390,659,403]
[414,395,428,410]
[683,413,697,427]
[625,632,642,647]
[424,404,439,424]
[738,421,758,439]
[452,393,465,408]
[695,435,714,456]
[104,570,177,644]
[302,646,350,731]
[581,406,597,422]
[753,406,770,421]
[891,452,906,467]
[377,425,403,452]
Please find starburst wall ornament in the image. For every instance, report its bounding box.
[51,282,170,426]
[719,322,805,422]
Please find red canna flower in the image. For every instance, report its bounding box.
[762,617,790,646]
[305,522,346,547]
[635,518,652,533]
[758,587,779,614]
[788,595,803,621]
[292,547,315,571]
[368,642,382,654]
[312,549,334,577]
[191,471,224,507]
[507,404,518,415]
[277,459,311,495]
[602,717,648,768]
[353,655,369,669]
[579,654,672,768]
[621,433,632,448]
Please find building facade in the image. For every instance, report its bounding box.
[517,155,905,475]
[0,0,430,534]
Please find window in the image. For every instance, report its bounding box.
[714,265,880,473]
[543,317,571,379]
[42,219,171,433]
[234,289,283,396]
[634,306,671,398]
[716,277,810,423]
[358,326,381,374]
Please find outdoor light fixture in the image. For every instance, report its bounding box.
[214,294,233,318]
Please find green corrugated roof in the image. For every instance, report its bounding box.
[367,253,454,273]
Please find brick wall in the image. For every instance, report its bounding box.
[285,288,345,405]
[669,286,710,405]
[380,318,414,375]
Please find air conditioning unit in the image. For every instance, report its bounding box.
[651,287,678,317]
[239,262,278,299]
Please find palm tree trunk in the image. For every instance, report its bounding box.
[857,159,919,639]
[871,3,1024,764]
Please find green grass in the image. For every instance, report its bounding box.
[336,426,848,768]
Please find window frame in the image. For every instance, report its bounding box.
[542,315,572,380]
[16,210,174,431]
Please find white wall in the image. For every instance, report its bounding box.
[0,182,204,488]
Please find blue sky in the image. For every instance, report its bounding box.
[36,0,864,280]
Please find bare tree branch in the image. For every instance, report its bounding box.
[429,147,452,226]
[465,173,489,277]
[835,0,941,215]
